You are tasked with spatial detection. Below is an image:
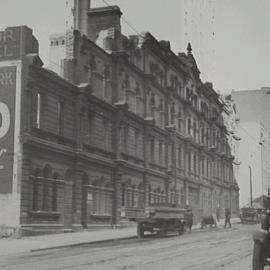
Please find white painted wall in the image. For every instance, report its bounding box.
[48,34,66,75]
[237,122,262,207]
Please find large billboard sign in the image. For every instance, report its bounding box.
[0,66,17,193]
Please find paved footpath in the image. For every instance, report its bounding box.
[0,218,240,256]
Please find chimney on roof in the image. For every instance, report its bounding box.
[87,6,122,51]
[159,40,171,49]
[74,0,91,36]
[205,82,213,89]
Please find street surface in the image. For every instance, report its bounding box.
[0,223,259,270]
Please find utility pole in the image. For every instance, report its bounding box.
[248,165,253,207]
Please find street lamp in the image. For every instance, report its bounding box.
[259,140,264,207]
[248,165,253,207]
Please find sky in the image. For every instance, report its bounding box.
[1,0,270,94]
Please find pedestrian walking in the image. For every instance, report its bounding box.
[212,212,218,227]
[216,207,221,222]
[224,208,231,228]
[185,209,194,233]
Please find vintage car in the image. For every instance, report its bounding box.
[252,197,270,269]
[129,205,186,238]
[240,207,258,224]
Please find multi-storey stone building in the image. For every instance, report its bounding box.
[221,95,241,209]
[0,2,239,235]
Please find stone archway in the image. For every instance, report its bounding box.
[42,164,52,211]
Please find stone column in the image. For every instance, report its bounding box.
[75,94,84,151]
[144,172,149,207]
[184,180,189,207]
[72,169,83,231]
[112,164,124,227]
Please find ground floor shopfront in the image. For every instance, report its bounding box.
[16,141,239,235]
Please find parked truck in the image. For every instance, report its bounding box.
[129,205,186,238]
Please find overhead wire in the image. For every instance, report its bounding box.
[100,0,145,39]
[237,123,260,145]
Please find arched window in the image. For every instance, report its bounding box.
[148,184,153,205]
[156,187,161,204]
[161,191,165,204]
[150,92,155,117]
[186,87,190,101]
[202,193,206,210]
[170,102,175,125]
[131,185,136,208]
[170,188,175,205]
[177,107,182,133]
[158,99,164,127]
[135,83,141,115]
[193,152,197,174]
[121,183,126,207]
[42,164,52,211]
[178,81,182,96]
[52,172,59,211]
[193,120,197,140]
[180,188,185,206]
[126,180,132,207]
[32,169,41,211]
[212,128,216,146]
[138,182,144,208]
[201,124,205,144]
[187,116,192,135]
[150,137,155,163]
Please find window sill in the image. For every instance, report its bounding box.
[90,214,112,222]
[90,214,111,218]
[29,211,61,218]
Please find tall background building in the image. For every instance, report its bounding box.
[232,88,270,207]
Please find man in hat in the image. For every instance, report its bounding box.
[185,209,194,233]
[224,208,231,228]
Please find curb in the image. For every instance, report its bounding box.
[29,227,215,252]
[30,220,241,253]
[30,236,137,252]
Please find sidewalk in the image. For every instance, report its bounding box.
[0,218,241,256]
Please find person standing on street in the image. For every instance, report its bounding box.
[185,209,194,233]
[216,207,221,223]
[224,208,231,228]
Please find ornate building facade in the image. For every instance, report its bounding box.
[221,95,241,211]
[0,3,239,235]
